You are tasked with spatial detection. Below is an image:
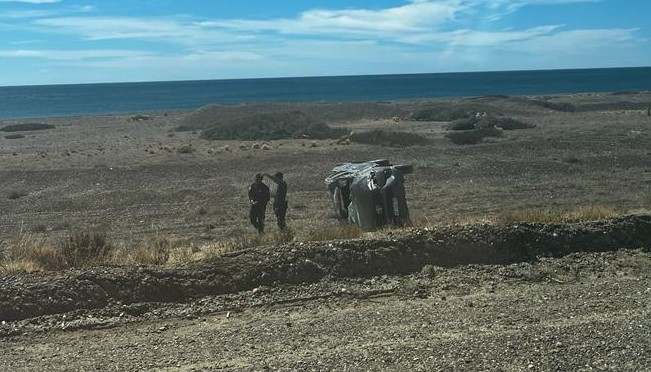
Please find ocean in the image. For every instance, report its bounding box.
[0,67,649,120]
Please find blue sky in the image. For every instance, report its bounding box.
[0,0,648,86]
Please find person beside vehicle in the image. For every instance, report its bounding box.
[248,173,270,234]
[263,172,288,230]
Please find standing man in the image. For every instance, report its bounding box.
[248,173,270,234]
[263,172,288,230]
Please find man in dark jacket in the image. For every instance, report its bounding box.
[248,173,270,234]
[264,172,288,230]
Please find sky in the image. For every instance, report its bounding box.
[0,0,649,86]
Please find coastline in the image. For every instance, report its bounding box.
[2,66,651,120]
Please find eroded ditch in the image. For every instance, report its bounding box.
[1,214,650,323]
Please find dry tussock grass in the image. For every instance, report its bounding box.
[114,237,173,265]
[303,224,363,242]
[412,205,626,229]
[111,229,297,266]
[493,205,622,224]
[0,233,65,274]
[0,260,44,275]
[62,229,113,268]
[0,204,633,274]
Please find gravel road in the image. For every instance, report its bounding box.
[2,247,650,371]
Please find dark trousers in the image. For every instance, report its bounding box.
[274,202,288,230]
[250,203,267,233]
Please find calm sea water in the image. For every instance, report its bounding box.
[0,67,649,120]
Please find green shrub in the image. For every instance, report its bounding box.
[445,127,502,145]
[4,134,25,139]
[128,115,154,121]
[469,116,534,130]
[349,130,430,147]
[410,107,472,121]
[201,111,346,141]
[514,98,575,112]
[446,115,534,146]
[490,117,535,130]
[177,145,195,154]
[447,118,478,131]
[0,123,55,132]
[7,190,28,200]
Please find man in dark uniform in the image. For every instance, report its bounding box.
[248,173,270,234]
[264,172,288,230]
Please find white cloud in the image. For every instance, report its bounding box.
[399,25,562,45]
[477,0,601,17]
[506,28,642,54]
[2,9,60,18]
[0,49,153,60]
[33,17,226,45]
[1,0,647,85]
[23,0,616,48]
[0,0,61,3]
[295,1,460,32]
[199,1,465,38]
[37,50,269,84]
[0,5,94,19]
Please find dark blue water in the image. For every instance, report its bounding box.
[1,67,649,119]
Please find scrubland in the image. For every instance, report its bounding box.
[1,92,650,371]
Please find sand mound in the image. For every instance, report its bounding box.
[176,102,411,140]
[179,102,409,130]
[194,110,346,140]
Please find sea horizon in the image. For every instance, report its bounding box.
[1,66,650,120]
[4,65,649,89]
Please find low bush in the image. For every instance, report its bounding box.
[7,190,28,200]
[410,106,472,121]
[4,134,25,139]
[0,123,55,132]
[447,118,478,131]
[563,155,581,164]
[493,205,622,224]
[304,224,363,242]
[536,101,575,112]
[128,237,172,265]
[201,111,346,141]
[445,115,533,145]
[0,234,65,274]
[129,115,154,121]
[445,127,502,145]
[61,229,113,267]
[513,98,575,112]
[490,117,535,130]
[349,130,430,147]
[610,91,639,96]
[177,145,195,154]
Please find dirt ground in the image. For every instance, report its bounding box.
[0,92,649,243]
[1,92,651,371]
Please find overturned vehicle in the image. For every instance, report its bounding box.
[325,159,413,231]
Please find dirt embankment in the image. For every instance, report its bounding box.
[1,214,649,324]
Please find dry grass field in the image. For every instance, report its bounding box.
[1,92,650,371]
